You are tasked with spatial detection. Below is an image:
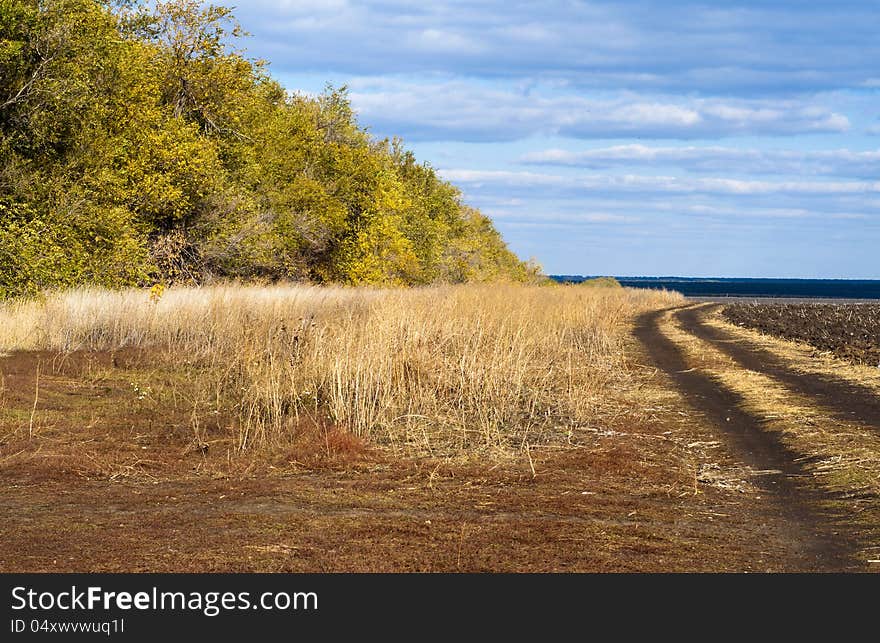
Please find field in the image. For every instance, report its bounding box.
[0,283,683,456]
[2,285,879,572]
[723,302,880,366]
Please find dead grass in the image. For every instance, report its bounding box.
[0,283,683,455]
[4,293,869,572]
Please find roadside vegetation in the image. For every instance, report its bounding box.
[0,283,684,454]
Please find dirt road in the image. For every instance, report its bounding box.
[635,304,880,571]
[678,305,880,429]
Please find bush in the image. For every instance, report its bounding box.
[0,1,535,297]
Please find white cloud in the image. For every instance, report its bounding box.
[346,78,849,141]
[405,29,488,54]
[439,169,880,197]
[610,103,702,127]
[519,145,880,178]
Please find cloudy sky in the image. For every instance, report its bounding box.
[234,1,880,278]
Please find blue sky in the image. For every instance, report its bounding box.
[233,1,880,278]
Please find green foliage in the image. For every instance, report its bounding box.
[0,195,150,298]
[0,0,536,298]
[577,276,622,288]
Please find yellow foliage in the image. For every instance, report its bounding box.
[149,283,166,304]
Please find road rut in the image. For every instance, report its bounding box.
[677,305,880,432]
[634,308,862,571]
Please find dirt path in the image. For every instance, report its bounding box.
[634,308,863,571]
[678,305,880,431]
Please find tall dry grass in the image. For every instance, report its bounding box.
[0,283,683,454]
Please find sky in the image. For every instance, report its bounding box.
[232,1,880,278]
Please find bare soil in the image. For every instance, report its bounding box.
[634,309,862,571]
[683,306,880,432]
[0,344,856,572]
[722,302,880,366]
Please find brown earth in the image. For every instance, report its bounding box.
[634,308,861,571]
[0,347,851,572]
[2,308,878,572]
[722,302,880,366]
[682,306,880,432]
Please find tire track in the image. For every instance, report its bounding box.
[634,308,861,571]
[678,305,880,432]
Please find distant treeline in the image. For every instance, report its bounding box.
[0,0,539,297]
[551,276,880,299]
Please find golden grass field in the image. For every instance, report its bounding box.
[0,283,683,456]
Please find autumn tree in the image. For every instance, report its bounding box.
[0,0,536,297]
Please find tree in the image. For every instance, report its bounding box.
[0,0,536,297]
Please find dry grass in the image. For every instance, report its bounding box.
[0,283,683,455]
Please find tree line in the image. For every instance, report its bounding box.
[0,0,539,297]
